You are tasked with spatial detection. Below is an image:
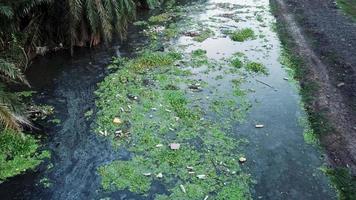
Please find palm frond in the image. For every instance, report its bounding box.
[0,58,29,85]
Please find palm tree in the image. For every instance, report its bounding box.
[66,0,138,54]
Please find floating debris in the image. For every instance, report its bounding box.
[170,143,181,150]
[156,144,163,148]
[180,184,186,193]
[197,174,206,179]
[186,166,194,170]
[283,77,289,81]
[255,124,264,128]
[337,82,345,87]
[143,173,151,176]
[99,130,108,136]
[204,196,209,200]
[113,117,122,125]
[184,31,200,37]
[156,173,163,178]
[239,157,247,163]
[127,94,138,100]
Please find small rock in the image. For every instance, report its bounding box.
[170,143,181,150]
[156,173,163,178]
[143,173,151,176]
[255,124,264,128]
[113,117,122,125]
[149,114,153,118]
[180,184,186,193]
[151,107,157,111]
[337,82,345,87]
[188,171,196,174]
[239,157,247,163]
[197,174,206,179]
[283,77,289,81]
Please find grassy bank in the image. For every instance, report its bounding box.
[270,1,356,199]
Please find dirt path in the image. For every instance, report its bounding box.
[271,0,356,172]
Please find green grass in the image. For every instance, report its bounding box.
[0,129,50,181]
[230,28,255,42]
[337,0,356,19]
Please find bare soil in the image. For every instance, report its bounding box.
[271,0,356,172]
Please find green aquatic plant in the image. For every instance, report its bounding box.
[98,158,151,194]
[193,28,214,42]
[149,13,172,24]
[230,28,255,42]
[95,51,252,198]
[245,61,268,75]
[0,129,50,181]
[231,57,243,68]
[128,51,182,72]
[191,49,207,57]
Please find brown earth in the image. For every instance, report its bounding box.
[270,0,356,173]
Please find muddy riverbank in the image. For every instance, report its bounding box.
[270,0,356,173]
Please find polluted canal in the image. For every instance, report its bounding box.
[0,0,337,199]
